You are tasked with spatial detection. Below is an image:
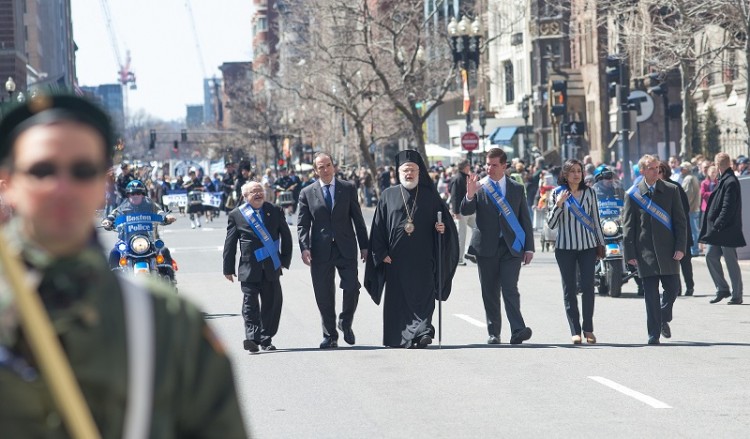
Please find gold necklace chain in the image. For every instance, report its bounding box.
[399,184,418,235]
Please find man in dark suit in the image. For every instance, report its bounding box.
[223,181,292,352]
[623,155,687,345]
[297,152,369,348]
[460,148,535,345]
[699,152,746,304]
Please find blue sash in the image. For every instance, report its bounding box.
[482,180,524,253]
[238,203,281,270]
[626,185,672,231]
[553,186,597,234]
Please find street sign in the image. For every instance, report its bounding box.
[566,121,585,136]
[461,131,480,151]
[628,90,654,123]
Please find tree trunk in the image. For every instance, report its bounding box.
[680,60,693,159]
[354,119,379,193]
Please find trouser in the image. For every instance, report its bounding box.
[642,275,680,339]
[689,212,701,254]
[679,252,694,291]
[310,242,361,339]
[555,248,596,335]
[241,279,283,345]
[457,214,476,262]
[477,238,526,337]
[706,245,743,300]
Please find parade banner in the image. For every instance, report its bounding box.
[161,191,223,208]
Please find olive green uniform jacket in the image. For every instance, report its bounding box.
[0,221,248,438]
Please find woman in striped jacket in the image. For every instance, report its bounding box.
[547,159,605,344]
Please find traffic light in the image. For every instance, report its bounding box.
[605,55,623,98]
[149,129,156,150]
[278,158,285,167]
[181,129,187,143]
[668,102,683,119]
[172,140,179,152]
[646,72,667,96]
[550,80,567,116]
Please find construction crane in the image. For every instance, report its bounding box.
[100,0,136,116]
[184,0,207,78]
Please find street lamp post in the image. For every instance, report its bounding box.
[448,15,482,165]
[4,77,16,102]
[478,100,487,153]
[519,95,531,163]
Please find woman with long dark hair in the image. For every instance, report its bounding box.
[547,159,605,344]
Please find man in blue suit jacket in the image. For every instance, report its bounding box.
[297,152,369,348]
[461,148,535,345]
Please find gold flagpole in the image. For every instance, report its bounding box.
[0,232,101,439]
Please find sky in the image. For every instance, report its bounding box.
[72,0,254,121]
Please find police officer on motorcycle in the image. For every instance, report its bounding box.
[101,179,176,269]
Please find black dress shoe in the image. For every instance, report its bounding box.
[684,288,694,296]
[660,322,671,339]
[728,298,744,305]
[710,291,731,303]
[416,334,433,348]
[457,261,467,266]
[319,338,338,349]
[510,327,532,345]
[261,344,276,351]
[338,321,356,345]
[487,335,500,345]
[647,336,660,345]
[243,339,260,353]
[464,253,477,263]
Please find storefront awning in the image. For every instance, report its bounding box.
[488,126,519,145]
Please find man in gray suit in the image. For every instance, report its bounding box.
[298,152,369,348]
[461,148,535,345]
[623,155,687,345]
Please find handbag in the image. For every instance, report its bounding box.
[595,244,605,260]
[224,193,236,210]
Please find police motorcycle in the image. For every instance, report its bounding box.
[106,212,177,289]
[592,166,637,297]
[102,179,178,289]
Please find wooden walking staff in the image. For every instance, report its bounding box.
[437,211,443,348]
[0,232,101,439]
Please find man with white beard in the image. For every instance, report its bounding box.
[364,150,459,348]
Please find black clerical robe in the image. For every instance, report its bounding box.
[364,184,458,347]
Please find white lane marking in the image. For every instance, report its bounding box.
[588,376,672,409]
[454,314,487,328]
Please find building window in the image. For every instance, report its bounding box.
[504,61,515,103]
[724,49,738,83]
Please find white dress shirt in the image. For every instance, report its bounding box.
[319,178,336,206]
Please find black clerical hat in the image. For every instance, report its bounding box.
[394,149,433,189]
[0,93,115,164]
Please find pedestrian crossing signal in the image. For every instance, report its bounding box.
[173,140,179,152]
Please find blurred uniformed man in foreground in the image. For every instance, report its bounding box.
[0,94,248,438]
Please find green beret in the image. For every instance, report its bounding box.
[0,93,116,164]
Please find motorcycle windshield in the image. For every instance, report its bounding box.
[593,180,624,218]
[114,213,164,239]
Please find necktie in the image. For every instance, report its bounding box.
[324,184,333,211]
[647,186,654,198]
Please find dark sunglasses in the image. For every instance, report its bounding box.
[16,161,106,182]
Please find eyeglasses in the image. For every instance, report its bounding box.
[15,161,106,183]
